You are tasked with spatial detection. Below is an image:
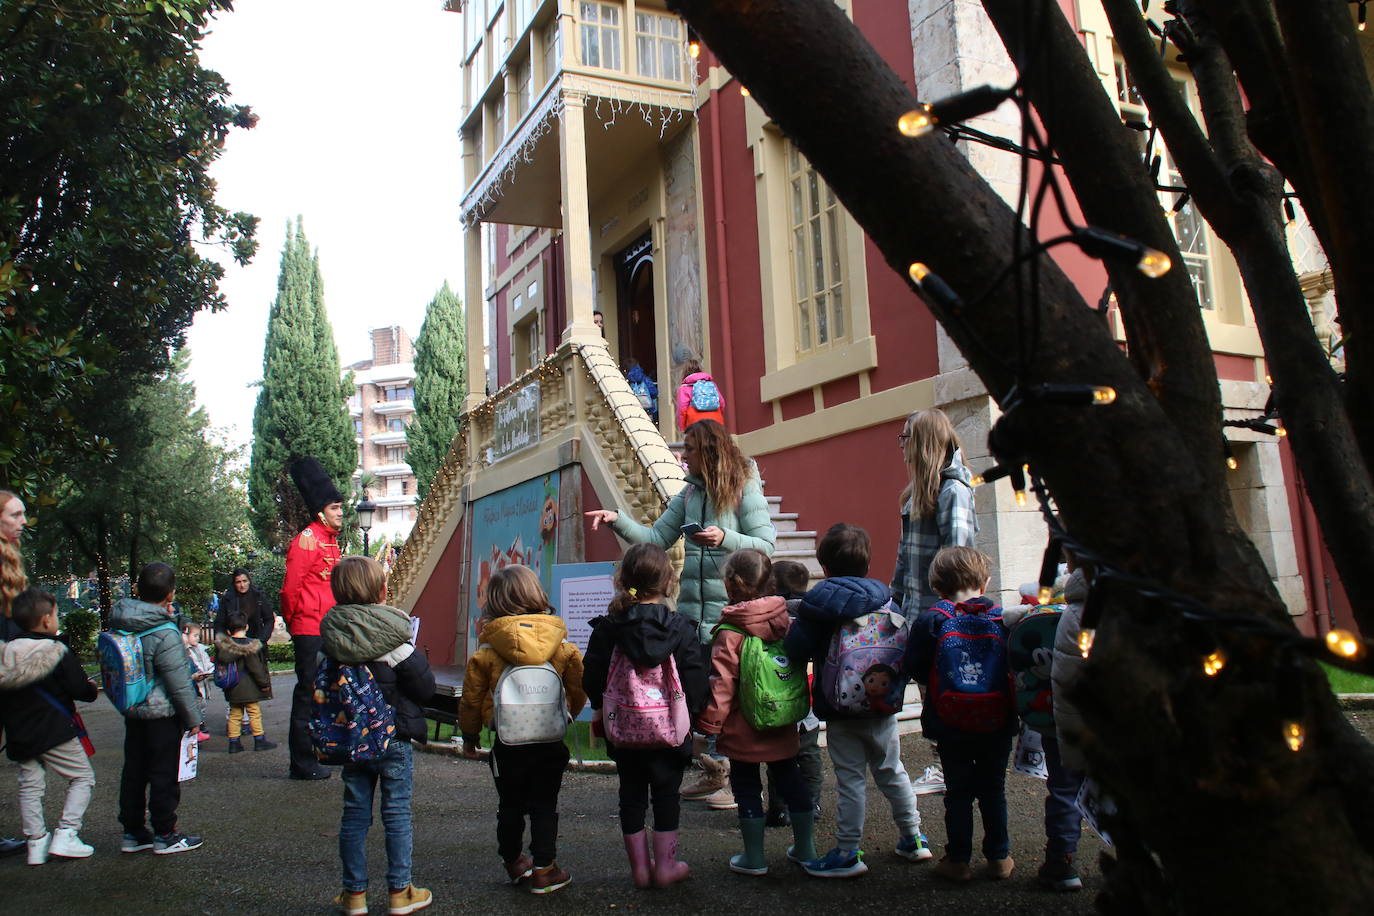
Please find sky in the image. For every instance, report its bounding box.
[188,0,465,453]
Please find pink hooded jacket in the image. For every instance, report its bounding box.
[676,371,725,431]
[697,595,800,763]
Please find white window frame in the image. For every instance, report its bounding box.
[578,1,622,71]
[634,9,684,83]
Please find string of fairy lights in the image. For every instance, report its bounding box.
[881,0,1371,756]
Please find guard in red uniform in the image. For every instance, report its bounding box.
[281,457,344,780]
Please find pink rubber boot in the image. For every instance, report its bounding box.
[651,830,690,887]
[623,830,653,889]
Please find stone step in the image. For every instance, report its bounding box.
[776,530,818,549]
[771,511,799,532]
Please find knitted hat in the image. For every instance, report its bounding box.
[288,457,344,515]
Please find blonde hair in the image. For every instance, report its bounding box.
[722,548,772,604]
[0,491,27,617]
[928,546,991,598]
[330,556,387,605]
[685,420,751,513]
[484,565,553,619]
[899,409,960,518]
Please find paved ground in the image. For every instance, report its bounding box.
[0,671,1262,915]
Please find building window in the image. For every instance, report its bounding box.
[578,1,621,71]
[513,312,542,375]
[786,140,848,354]
[353,418,363,436]
[541,20,562,86]
[385,446,408,464]
[634,10,683,82]
[387,417,405,432]
[513,57,531,122]
[383,385,414,402]
[1114,59,1214,309]
[387,477,406,496]
[491,94,505,142]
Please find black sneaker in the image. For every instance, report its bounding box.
[153,832,204,855]
[1037,854,1083,891]
[1,836,27,857]
[121,830,155,853]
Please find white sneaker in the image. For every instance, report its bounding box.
[49,827,94,859]
[27,833,50,866]
[910,764,946,796]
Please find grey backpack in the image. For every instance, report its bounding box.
[492,661,569,745]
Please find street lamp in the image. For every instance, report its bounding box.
[357,499,376,555]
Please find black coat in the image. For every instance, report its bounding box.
[581,603,710,757]
[215,586,276,645]
[361,650,435,743]
[0,632,98,761]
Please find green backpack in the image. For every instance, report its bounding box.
[715,623,809,730]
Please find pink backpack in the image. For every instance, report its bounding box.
[601,647,691,749]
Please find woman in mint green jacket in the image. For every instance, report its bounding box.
[586,420,775,644]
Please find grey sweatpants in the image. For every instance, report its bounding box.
[17,738,95,839]
[826,716,921,849]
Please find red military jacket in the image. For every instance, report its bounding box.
[280,519,342,637]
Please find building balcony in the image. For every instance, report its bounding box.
[371,430,408,446]
[372,399,415,416]
[374,493,419,508]
[373,462,413,477]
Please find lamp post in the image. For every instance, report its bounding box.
[357,499,376,556]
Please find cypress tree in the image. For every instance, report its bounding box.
[247,218,356,549]
[408,281,468,500]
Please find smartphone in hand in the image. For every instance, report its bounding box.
[680,523,706,536]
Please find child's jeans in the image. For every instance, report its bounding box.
[339,741,414,892]
[937,732,1014,863]
[728,756,808,819]
[17,738,94,839]
[1042,734,1085,856]
[826,716,922,849]
[614,747,688,834]
[227,702,263,739]
[489,738,570,867]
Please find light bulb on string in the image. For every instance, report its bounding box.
[1166,191,1190,218]
[898,105,935,137]
[1283,198,1297,224]
[907,262,966,313]
[1074,226,1172,278]
[1361,2,1368,31]
[1282,720,1306,752]
[1224,440,1238,471]
[739,85,750,97]
[1078,628,1096,658]
[896,85,1011,139]
[1202,648,1227,676]
[1325,628,1367,661]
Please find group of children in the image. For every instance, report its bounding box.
[0,564,282,867]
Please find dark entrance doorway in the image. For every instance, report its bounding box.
[614,231,657,380]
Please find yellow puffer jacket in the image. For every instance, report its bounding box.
[458,612,586,740]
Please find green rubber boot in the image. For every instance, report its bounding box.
[786,808,817,864]
[729,817,769,876]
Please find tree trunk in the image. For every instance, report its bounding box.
[673,0,1374,909]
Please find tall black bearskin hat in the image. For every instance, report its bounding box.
[288,457,345,516]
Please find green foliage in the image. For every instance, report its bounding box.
[266,641,294,666]
[409,281,467,501]
[247,219,356,549]
[0,0,258,496]
[247,553,286,613]
[26,350,253,617]
[1323,662,1374,696]
[60,608,100,663]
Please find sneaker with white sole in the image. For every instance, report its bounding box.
[121,831,155,853]
[895,834,933,861]
[680,758,728,799]
[803,847,868,878]
[49,827,94,859]
[1037,853,1083,891]
[26,833,50,866]
[701,786,738,810]
[910,763,946,795]
[153,832,204,855]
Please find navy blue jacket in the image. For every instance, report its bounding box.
[783,576,900,721]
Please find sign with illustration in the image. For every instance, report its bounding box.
[491,382,541,461]
[467,475,560,654]
[551,562,617,653]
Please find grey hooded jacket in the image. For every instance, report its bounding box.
[109,597,203,730]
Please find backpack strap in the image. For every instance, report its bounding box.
[712,621,745,639]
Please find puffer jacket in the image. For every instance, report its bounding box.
[0,632,98,761]
[890,448,978,617]
[459,612,586,744]
[213,634,273,704]
[109,597,202,730]
[1052,568,1089,770]
[698,595,799,763]
[784,576,903,721]
[610,466,776,642]
[582,603,710,758]
[320,603,435,743]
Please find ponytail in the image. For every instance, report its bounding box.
[608,543,678,616]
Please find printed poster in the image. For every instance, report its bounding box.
[468,475,560,654]
[178,732,198,782]
[552,562,618,653]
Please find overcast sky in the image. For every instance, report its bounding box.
[188,0,465,453]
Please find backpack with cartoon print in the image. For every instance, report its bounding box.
[1006,604,1064,732]
[818,602,910,716]
[601,647,691,749]
[716,623,809,730]
[929,599,1014,733]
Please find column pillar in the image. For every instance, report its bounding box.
[559,91,601,344]
[464,221,487,411]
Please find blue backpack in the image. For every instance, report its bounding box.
[309,659,397,765]
[213,658,241,690]
[690,379,721,411]
[929,599,1013,733]
[98,621,180,713]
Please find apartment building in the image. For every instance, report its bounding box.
[346,326,420,543]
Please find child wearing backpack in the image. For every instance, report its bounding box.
[582,544,710,888]
[459,565,586,895]
[318,555,436,916]
[213,611,276,755]
[675,359,726,432]
[0,588,99,864]
[783,524,930,878]
[904,545,1016,883]
[765,559,823,826]
[106,562,206,856]
[698,548,816,877]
